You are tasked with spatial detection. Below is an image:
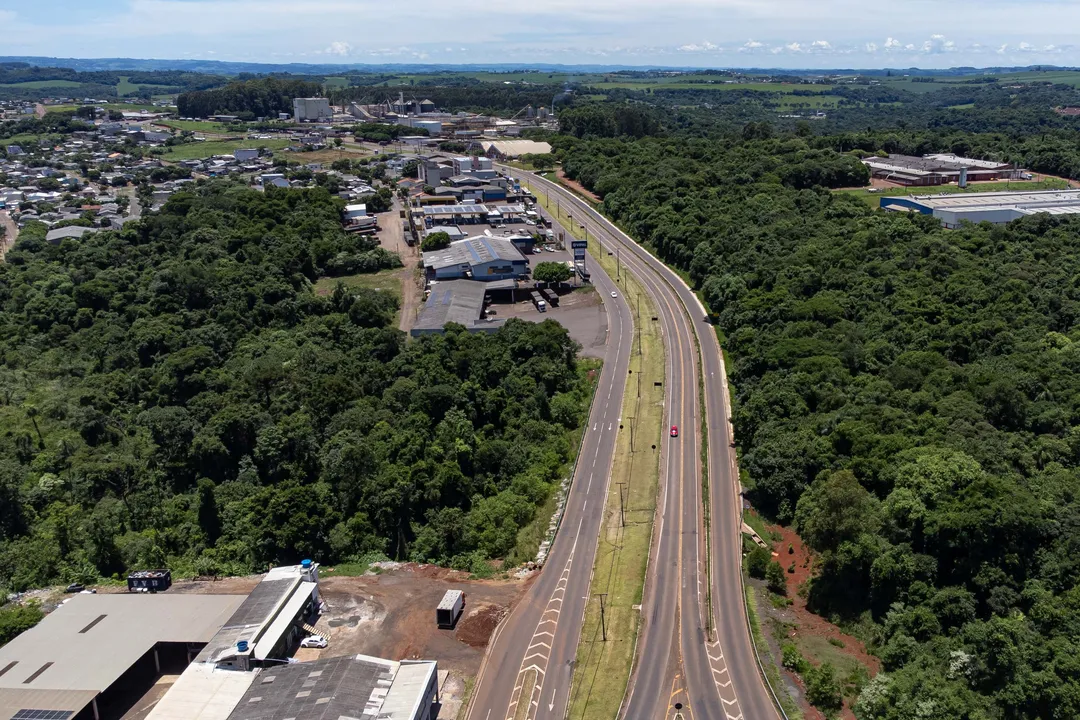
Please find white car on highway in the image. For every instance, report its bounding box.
[611,291,618,298]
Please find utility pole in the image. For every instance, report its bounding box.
[596,593,608,641]
[616,482,626,527]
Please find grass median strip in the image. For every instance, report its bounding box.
[527,184,666,720]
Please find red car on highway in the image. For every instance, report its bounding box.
[670,425,679,438]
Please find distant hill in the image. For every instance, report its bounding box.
[1,56,1078,77]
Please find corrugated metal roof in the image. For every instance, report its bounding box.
[0,594,246,719]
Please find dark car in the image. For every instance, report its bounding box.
[670,425,679,438]
[65,583,85,593]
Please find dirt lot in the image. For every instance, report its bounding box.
[302,565,528,719]
[749,512,879,720]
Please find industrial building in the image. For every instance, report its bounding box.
[0,561,439,720]
[410,279,506,337]
[880,189,1080,227]
[422,236,529,281]
[862,154,1014,186]
[0,593,246,720]
[292,98,332,123]
[225,654,438,720]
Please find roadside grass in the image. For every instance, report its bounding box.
[455,677,475,720]
[746,585,804,720]
[743,509,780,544]
[44,105,79,114]
[508,357,603,567]
[530,184,665,720]
[160,138,290,160]
[839,177,1071,208]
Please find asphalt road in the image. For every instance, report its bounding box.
[505,169,780,720]
[465,204,635,720]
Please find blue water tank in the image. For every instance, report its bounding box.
[301,559,312,569]
[236,640,249,653]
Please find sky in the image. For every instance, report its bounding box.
[2,0,1080,69]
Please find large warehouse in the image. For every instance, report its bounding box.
[422,236,529,281]
[863,154,1014,186]
[0,562,439,720]
[880,189,1080,227]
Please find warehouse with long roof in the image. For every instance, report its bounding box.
[880,189,1080,227]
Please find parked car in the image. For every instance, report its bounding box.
[670,425,679,438]
[300,635,328,649]
[65,583,85,593]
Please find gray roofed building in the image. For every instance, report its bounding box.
[0,593,246,720]
[422,236,528,281]
[45,226,99,244]
[226,654,438,720]
[411,279,504,337]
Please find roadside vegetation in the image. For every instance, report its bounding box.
[548,89,1080,718]
[0,181,598,595]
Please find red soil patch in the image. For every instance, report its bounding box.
[555,169,602,204]
[455,602,507,647]
[750,512,880,720]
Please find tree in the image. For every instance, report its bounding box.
[766,560,787,595]
[0,603,43,647]
[421,231,452,252]
[804,662,843,712]
[532,261,572,284]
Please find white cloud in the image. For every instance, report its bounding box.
[921,34,956,53]
[739,39,765,53]
[884,37,902,49]
[998,43,1009,54]
[865,42,878,53]
[786,42,803,52]
[677,41,719,52]
[324,41,351,56]
[811,39,832,50]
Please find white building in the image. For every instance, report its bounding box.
[292,97,332,123]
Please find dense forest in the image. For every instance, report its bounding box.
[552,111,1080,718]
[177,78,322,119]
[0,182,595,592]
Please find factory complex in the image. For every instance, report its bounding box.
[0,562,438,720]
[880,189,1080,227]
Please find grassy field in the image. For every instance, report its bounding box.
[312,268,404,303]
[160,137,290,160]
[156,119,238,133]
[102,102,174,113]
[323,77,351,88]
[44,104,79,114]
[589,80,836,92]
[0,133,49,147]
[0,79,82,89]
[523,185,665,720]
[839,177,1072,208]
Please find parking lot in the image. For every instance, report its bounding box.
[492,247,610,358]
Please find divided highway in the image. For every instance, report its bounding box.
[503,168,779,720]
[465,203,634,720]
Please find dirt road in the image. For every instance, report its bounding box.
[377,198,422,333]
[0,211,18,260]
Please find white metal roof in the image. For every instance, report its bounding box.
[0,594,245,694]
[253,582,317,660]
[145,662,257,720]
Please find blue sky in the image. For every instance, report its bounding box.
[2,0,1079,68]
